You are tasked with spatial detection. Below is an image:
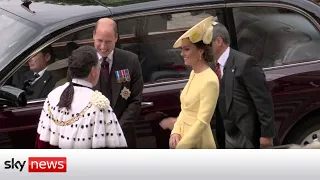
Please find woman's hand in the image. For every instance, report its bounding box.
[159,117,177,130]
[169,133,181,149]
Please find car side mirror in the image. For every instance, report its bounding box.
[0,85,27,107]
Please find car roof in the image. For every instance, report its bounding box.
[109,0,225,15]
[0,0,223,26]
[0,0,109,26]
[1,0,317,26]
[108,0,320,19]
[0,0,165,26]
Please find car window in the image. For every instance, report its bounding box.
[118,9,221,84]
[233,7,320,68]
[40,9,221,88]
[56,18,136,43]
[4,8,222,102]
[0,9,38,72]
[3,18,138,102]
[5,43,68,102]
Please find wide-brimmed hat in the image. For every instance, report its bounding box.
[173,16,218,48]
[47,42,79,71]
[46,58,68,71]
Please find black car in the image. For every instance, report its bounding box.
[1,0,320,148]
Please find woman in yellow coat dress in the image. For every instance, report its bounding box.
[169,16,219,149]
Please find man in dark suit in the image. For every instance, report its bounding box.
[12,45,61,100]
[212,23,277,149]
[93,18,143,148]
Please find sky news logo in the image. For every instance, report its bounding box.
[4,157,67,172]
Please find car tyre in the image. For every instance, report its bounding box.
[285,116,320,145]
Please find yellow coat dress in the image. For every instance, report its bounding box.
[171,68,219,149]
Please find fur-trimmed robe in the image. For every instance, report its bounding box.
[35,79,127,149]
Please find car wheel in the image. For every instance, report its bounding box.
[285,116,320,145]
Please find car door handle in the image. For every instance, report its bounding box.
[310,82,320,88]
[141,102,153,108]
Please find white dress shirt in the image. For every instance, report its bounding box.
[97,50,114,72]
[72,78,93,88]
[217,47,230,78]
[32,66,48,85]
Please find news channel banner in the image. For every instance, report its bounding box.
[1,149,320,180]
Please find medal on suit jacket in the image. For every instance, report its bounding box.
[124,69,131,82]
[120,69,126,83]
[115,71,121,83]
[115,69,131,83]
[120,86,131,100]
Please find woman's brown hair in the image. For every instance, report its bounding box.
[194,41,213,63]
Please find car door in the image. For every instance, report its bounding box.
[0,100,44,148]
[0,37,74,149]
[0,3,228,149]
[114,5,226,148]
[0,24,97,149]
[228,2,320,144]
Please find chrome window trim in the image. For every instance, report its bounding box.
[28,98,46,104]
[264,59,320,71]
[144,79,188,88]
[227,2,320,72]
[27,79,189,105]
[111,4,225,21]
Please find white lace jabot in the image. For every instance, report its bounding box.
[36,82,127,149]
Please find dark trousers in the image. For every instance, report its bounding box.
[225,130,256,149]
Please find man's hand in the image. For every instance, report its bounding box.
[159,117,177,130]
[169,134,181,149]
[260,137,273,148]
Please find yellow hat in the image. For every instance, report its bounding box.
[173,16,218,48]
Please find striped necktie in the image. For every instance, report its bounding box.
[101,57,110,81]
[215,62,221,80]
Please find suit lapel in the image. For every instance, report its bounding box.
[110,49,125,108]
[223,49,236,113]
[22,71,34,88]
[32,71,52,98]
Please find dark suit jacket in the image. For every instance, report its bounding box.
[94,48,143,148]
[215,48,277,148]
[12,70,61,100]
